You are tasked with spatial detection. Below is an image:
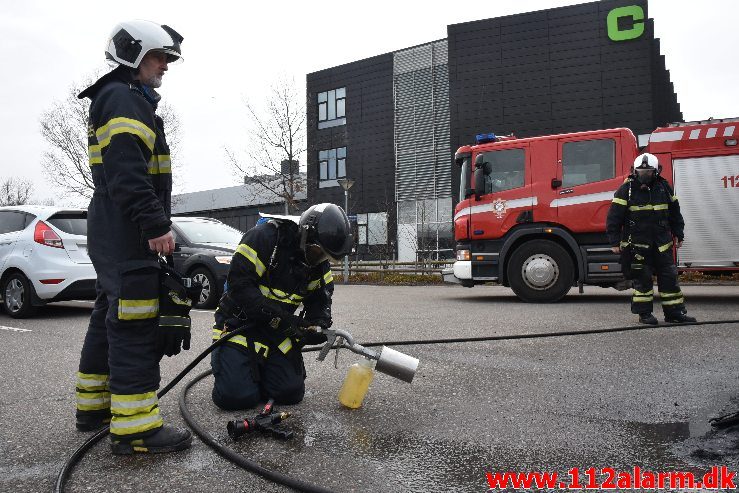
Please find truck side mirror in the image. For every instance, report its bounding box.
[473,167,485,201]
[473,154,487,200]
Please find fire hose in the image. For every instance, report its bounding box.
[55,318,739,493]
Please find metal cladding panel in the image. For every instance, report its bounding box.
[394,40,451,202]
[673,155,739,266]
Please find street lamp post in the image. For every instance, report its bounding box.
[336,177,355,284]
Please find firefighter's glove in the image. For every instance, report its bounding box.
[269,313,310,339]
[159,321,191,357]
[301,326,328,345]
[159,288,193,356]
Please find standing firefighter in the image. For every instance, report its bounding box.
[74,20,193,454]
[211,204,353,410]
[607,153,697,325]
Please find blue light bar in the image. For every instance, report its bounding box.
[475,132,497,144]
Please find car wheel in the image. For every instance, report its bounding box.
[507,240,574,303]
[2,272,36,318]
[190,267,219,309]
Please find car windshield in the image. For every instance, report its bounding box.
[48,212,87,235]
[174,219,243,244]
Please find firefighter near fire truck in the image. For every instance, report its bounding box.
[606,153,696,325]
[445,118,739,302]
[74,20,194,455]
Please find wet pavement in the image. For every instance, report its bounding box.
[0,284,738,492]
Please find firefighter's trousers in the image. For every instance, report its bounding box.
[211,339,305,411]
[75,260,164,440]
[630,245,686,316]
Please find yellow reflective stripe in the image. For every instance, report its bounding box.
[634,289,653,296]
[88,144,102,166]
[76,372,109,391]
[612,197,627,206]
[110,408,162,436]
[111,391,158,414]
[254,341,270,358]
[323,270,334,285]
[671,195,678,202]
[632,243,650,249]
[661,297,684,306]
[147,154,172,174]
[660,291,683,299]
[278,337,293,354]
[76,391,111,411]
[96,117,156,152]
[235,244,265,277]
[633,296,653,302]
[258,285,303,304]
[212,327,251,349]
[118,299,159,320]
[307,279,320,291]
[658,242,673,252]
[628,203,669,211]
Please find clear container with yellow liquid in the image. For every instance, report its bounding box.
[338,358,375,409]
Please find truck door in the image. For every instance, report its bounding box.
[673,154,739,267]
[553,133,624,233]
[469,145,532,240]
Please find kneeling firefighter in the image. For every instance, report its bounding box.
[211,204,354,410]
[606,153,696,325]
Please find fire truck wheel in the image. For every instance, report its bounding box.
[507,240,574,303]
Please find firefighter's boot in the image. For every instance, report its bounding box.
[638,313,658,325]
[76,411,111,432]
[665,312,697,324]
[110,425,192,455]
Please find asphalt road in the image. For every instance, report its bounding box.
[1,284,738,492]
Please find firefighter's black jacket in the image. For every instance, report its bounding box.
[606,176,685,248]
[79,66,172,265]
[220,220,334,346]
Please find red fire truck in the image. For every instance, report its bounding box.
[443,118,739,302]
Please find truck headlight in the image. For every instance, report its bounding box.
[456,249,471,261]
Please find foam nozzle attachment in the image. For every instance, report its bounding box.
[374,346,419,383]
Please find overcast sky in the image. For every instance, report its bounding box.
[1,0,737,205]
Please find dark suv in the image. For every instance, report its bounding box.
[170,217,243,309]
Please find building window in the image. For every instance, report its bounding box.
[397,198,454,261]
[356,212,387,246]
[562,139,616,187]
[318,147,346,188]
[317,87,346,129]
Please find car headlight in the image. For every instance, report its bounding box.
[215,256,232,264]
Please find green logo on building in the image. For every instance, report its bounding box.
[607,5,645,41]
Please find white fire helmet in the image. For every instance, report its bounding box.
[633,153,659,172]
[105,20,183,69]
[633,152,660,184]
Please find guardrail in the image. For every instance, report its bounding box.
[330,260,454,276]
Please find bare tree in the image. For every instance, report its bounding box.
[227,77,306,214]
[0,177,33,206]
[40,74,182,201]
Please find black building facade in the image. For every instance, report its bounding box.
[307,0,681,261]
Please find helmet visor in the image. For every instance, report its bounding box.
[635,168,655,183]
[305,244,338,266]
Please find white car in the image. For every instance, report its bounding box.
[0,205,96,318]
